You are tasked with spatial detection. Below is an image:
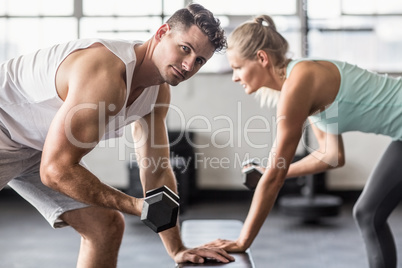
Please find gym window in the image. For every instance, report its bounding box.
[308,0,402,73]
[0,0,182,61]
[0,0,401,73]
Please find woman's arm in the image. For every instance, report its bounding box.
[203,60,343,252]
[204,65,318,251]
[286,120,345,178]
[236,82,311,249]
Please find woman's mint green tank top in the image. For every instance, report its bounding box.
[286,59,402,140]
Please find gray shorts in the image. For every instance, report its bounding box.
[0,147,90,228]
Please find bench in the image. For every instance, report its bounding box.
[176,219,255,267]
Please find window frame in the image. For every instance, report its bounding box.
[0,0,401,74]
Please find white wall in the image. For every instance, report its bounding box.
[84,73,391,191]
[168,74,280,189]
[326,132,391,190]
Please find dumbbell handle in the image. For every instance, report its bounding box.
[242,158,260,167]
[145,185,179,201]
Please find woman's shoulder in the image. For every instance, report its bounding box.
[284,59,341,115]
[287,59,340,81]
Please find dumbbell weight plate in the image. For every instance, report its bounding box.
[243,166,263,190]
[141,185,180,233]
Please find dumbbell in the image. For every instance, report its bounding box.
[242,158,263,190]
[141,185,180,233]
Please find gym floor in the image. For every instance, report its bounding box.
[1,189,402,268]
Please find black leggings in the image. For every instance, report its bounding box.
[353,140,402,268]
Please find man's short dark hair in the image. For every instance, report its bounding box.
[166,3,227,53]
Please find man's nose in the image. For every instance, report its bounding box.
[182,56,196,72]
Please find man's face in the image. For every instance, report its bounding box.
[153,24,215,86]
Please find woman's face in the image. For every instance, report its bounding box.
[227,49,267,94]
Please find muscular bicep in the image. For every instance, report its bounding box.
[42,63,126,167]
[42,99,105,166]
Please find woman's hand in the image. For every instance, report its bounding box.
[202,239,246,253]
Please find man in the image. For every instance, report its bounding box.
[0,4,234,267]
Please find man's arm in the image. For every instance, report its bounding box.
[132,83,234,263]
[40,48,142,216]
[132,83,183,256]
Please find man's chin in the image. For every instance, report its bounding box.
[166,80,180,86]
[165,76,184,86]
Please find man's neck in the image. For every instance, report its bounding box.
[131,39,163,90]
[125,39,163,107]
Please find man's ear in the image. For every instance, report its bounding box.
[155,23,171,42]
[257,50,269,67]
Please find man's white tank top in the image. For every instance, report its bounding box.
[0,38,159,150]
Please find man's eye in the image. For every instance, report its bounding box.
[196,58,204,65]
[182,46,190,52]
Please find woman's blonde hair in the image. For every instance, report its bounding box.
[228,15,290,108]
[255,87,281,108]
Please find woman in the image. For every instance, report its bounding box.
[204,15,402,268]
